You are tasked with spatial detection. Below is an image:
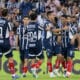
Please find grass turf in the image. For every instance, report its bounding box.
[0,50,80,80]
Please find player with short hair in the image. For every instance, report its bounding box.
[43,11,64,77]
[0,8,20,80]
[25,12,44,78]
[16,16,30,77]
[61,15,75,77]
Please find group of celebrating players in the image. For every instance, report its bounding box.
[0,7,80,80]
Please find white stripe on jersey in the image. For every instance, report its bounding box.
[4,49,12,56]
[28,51,42,57]
[5,27,9,38]
[22,27,25,49]
[8,22,12,31]
[46,23,53,39]
[0,53,2,55]
[5,22,12,38]
[46,31,52,39]
[38,30,42,40]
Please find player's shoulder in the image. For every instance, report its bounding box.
[0,17,8,24]
[18,24,24,28]
[28,21,39,27]
[44,19,52,28]
[44,19,51,25]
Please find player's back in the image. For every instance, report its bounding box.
[27,21,42,48]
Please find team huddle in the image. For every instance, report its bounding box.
[0,8,80,80]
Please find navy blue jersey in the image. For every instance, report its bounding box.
[17,24,27,50]
[43,20,56,46]
[0,17,12,43]
[62,23,77,47]
[69,23,78,35]
[25,22,42,48]
[62,30,70,48]
[15,15,22,23]
[0,17,12,58]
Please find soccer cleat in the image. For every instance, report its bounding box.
[22,74,27,78]
[53,69,61,76]
[65,72,71,78]
[12,75,20,80]
[33,72,38,78]
[31,68,38,78]
[50,72,56,78]
[63,70,67,77]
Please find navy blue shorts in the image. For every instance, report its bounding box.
[54,44,62,55]
[19,49,26,62]
[0,39,13,58]
[25,45,44,59]
[43,39,54,58]
[44,39,62,58]
[62,44,75,59]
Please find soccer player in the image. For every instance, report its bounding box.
[43,11,64,77]
[61,15,75,77]
[16,16,30,77]
[0,8,19,80]
[53,15,66,76]
[25,12,44,78]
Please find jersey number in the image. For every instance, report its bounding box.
[27,32,37,42]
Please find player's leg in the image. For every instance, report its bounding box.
[61,56,67,71]
[30,48,44,78]
[43,38,55,77]
[61,47,69,77]
[66,57,73,78]
[46,48,55,77]
[66,44,74,78]
[53,44,62,76]
[19,49,28,77]
[7,54,20,79]
[47,56,55,77]
[26,48,38,78]
[22,58,28,77]
[31,58,38,78]
[36,51,44,70]
[4,44,20,79]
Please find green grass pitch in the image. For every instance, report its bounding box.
[0,50,80,80]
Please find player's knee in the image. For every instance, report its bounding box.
[57,54,62,59]
[24,59,28,66]
[8,57,14,63]
[47,58,52,62]
[67,57,72,61]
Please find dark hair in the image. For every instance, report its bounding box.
[71,16,76,18]
[29,12,37,20]
[46,6,50,9]
[2,8,8,17]
[23,15,29,19]
[47,11,53,16]
[61,15,68,18]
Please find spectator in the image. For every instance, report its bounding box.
[5,0,20,12]
[19,0,34,17]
